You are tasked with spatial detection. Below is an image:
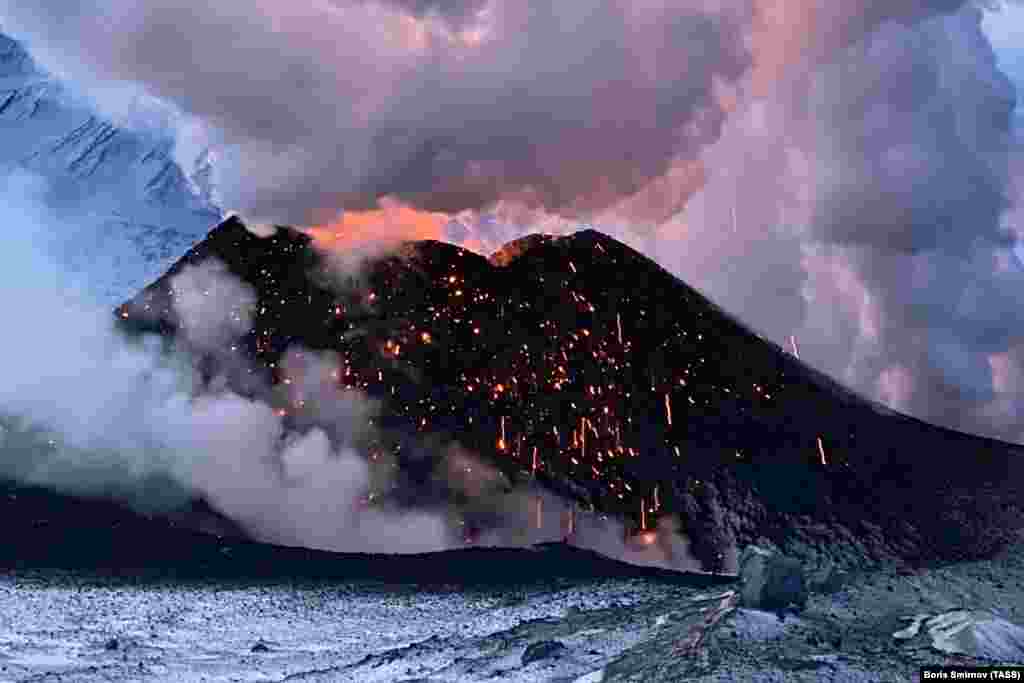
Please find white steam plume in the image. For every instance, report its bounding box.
[660,5,1024,441]
[0,169,454,552]
[0,169,701,568]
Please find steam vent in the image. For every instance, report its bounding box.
[118,217,1024,573]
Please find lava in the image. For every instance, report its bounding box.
[304,198,450,251]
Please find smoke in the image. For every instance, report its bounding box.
[437,445,703,570]
[159,389,452,554]
[424,1,1024,444]
[0,0,754,225]
[2,1,979,224]
[0,171,184,497]
[170,260,257,353]
[659,4,1024,441]
[0,169,703,568]
[0,168,456,551]
[4,0,1024,563]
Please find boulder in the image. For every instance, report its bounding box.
[806,560,848,595]
[894,610,1024,663]
[522,640,567,665]
[738,545,807,611]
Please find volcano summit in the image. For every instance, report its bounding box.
[117,217,1024,573]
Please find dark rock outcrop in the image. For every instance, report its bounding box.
[738,546,807,611]
[521,640,567,665]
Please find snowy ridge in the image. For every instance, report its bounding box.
[0,31,219,304]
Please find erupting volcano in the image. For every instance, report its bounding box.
[112,216,1024,574]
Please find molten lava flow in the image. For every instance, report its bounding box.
[304,198,450,252]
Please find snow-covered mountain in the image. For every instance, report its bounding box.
[0,32,219,304]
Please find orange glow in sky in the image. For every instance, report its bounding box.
[304,198,450,251]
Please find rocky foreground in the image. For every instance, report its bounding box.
[1,528,1023,682]
[1,485,1023,682]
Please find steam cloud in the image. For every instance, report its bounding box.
[0,169,456,551]
[660,3,1024,441]
[0,0,755,224]
[0,170,695,567]
[1,1,985,225]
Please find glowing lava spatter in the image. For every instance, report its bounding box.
[117,217,912,553]
[113,216,1024,573]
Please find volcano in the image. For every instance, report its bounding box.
[114,216,1024,573]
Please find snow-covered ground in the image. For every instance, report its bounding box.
[0,570,701,682]
[2,534,1023,683]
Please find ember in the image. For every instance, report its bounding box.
[116,217,1024,572]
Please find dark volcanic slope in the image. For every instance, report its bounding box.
[0,481,730,587]
[118,217,1024,572]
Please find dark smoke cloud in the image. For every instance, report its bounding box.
[805,12,1015,253]
[662,4,1024,441]
[0,1,754,225]
[793,6,1024,439]
[0,1,989,226]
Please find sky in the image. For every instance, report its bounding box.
[2,2,1024,556]
[984,4,1024,278]
[984,3,1024,89]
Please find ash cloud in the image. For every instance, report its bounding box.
[0,169,454,552]
[170,260,256,353]
[437,1,1024,443]
[0,0,752,224]
[0,170,696,567]
[4,0,1024,561]
[437,445,703,570]
[664,4,1024,441]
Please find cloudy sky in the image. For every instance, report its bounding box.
[2,0,1024,448]
[985,3,1024,88]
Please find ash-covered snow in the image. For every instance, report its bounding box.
[4,536,1024,682]
[0,570,700,682]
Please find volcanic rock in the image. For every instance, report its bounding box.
[115,217,1024,572]
[894,610,1024,663]
[806,560,848,595]
[522,640,567,665]
[738,545,807,611]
